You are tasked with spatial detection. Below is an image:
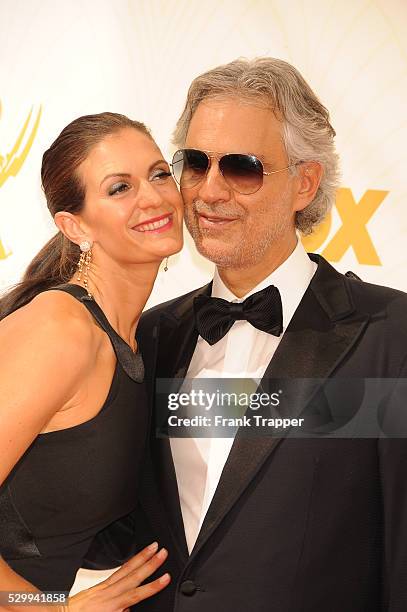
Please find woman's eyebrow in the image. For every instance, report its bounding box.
[100,160,169,187]
[100,172,131,187]
[148,159,169,170]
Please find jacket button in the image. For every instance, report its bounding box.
[180,580,197,595]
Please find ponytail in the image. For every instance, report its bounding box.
[0,232,79,320]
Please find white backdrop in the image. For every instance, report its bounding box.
[1,0,407,594]
[1,0,407,304]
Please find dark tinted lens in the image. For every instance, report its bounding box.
[172,149,209,187]
[220,154,263,194]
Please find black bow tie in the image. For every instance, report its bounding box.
[194,285,283,346]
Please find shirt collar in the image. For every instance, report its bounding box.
[211,240,317,330]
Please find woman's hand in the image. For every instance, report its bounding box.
[66,542,170,611]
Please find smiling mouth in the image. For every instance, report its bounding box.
[132,214,173,233]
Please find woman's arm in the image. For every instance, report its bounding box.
[0,545,170,612]
[0,295,170,611]
[0,294,96,483]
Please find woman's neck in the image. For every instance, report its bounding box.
[69,259,160,350]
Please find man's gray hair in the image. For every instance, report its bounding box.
[173,57,340,235]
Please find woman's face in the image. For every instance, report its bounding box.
[77,127,183,267]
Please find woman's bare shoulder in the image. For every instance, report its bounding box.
[28,288,93,322]
[0,288,98,361]
[0,290,100,486]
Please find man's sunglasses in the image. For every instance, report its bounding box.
[171,148,300,195]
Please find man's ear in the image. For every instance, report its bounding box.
[293,162,323,212]
[54,211,93,245]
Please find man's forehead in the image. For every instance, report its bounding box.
[184,97,284,154]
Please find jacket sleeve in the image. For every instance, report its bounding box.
[378,364,407,611]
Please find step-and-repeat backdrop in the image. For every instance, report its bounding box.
[1,0,406,593]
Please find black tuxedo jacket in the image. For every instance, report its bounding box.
[85,255,407,612]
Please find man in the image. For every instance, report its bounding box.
[86,58,407,611]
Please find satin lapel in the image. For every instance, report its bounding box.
[191,256,369,558]
[153,282,212,381]
[149,310,189,562]
[151,283,212,562]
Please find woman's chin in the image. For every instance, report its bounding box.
[158,236,184,258]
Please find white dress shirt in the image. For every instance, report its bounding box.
[170,241,317,552]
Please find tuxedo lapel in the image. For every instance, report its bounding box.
[147,283,213,562]
[191,255,369,557]
[157,305,198,381]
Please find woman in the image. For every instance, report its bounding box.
[0,112,183,610]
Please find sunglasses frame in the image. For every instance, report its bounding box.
[171,148,302,195]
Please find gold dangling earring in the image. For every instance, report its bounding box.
[164,256,169,272]
[77,240,93,298]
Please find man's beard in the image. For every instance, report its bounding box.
[184,192,292,269]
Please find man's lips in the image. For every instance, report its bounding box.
[197,212,239,227]
[131,213,173,233]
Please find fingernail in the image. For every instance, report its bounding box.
[148,541,159,552]
[157,547,167,559]
[159,573,170,584]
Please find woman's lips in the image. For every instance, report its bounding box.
[132,214,173,233]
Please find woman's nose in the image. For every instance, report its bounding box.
[136,179,165,209]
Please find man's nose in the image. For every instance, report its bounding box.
[136,179,165,208]
[196,159,231,203]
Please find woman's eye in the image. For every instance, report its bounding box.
[108,182,130,196]
[151,170,172,182]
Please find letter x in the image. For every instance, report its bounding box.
[322,188,388,265]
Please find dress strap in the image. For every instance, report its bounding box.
[45,283,144,383]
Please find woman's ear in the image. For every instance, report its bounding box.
[54,211,92,245]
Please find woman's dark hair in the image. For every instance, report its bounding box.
[0,112,152,319]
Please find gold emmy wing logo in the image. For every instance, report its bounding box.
[0,101,42,259]
[301,188,388,265]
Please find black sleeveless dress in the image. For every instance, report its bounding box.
[0,284,148,592]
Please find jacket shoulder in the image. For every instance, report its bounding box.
[309,254,407,349]
[311,254,407,314]
[345,272,407,314]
